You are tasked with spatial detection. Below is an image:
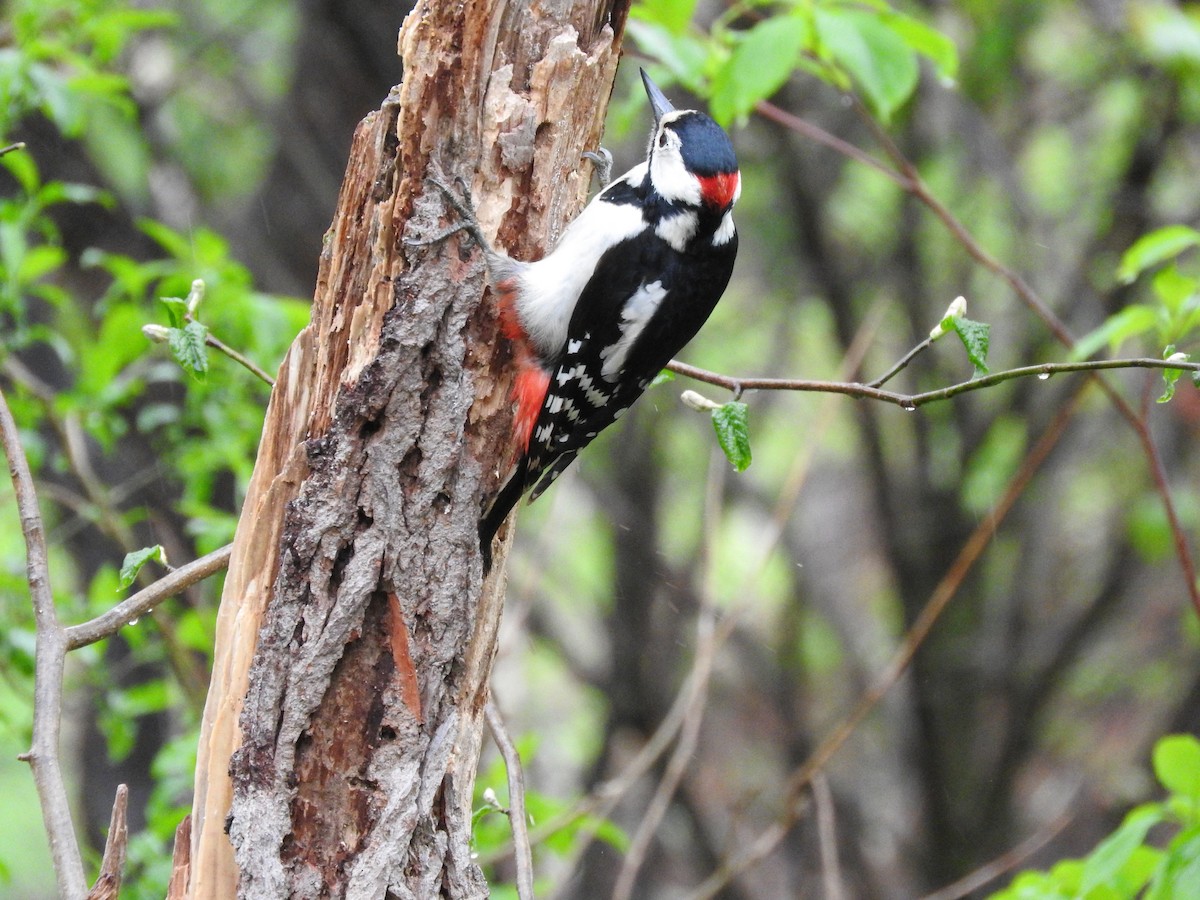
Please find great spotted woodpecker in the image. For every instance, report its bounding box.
[422,70,740,568]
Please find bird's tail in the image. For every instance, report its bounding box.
[478,457,529,573]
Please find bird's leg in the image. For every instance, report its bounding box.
[405,173,491,251]
[582,148,613,188]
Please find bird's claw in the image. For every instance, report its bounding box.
[404,172,488,249]
[582,148,613,188]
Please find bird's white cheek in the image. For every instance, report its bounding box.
[650,151,702,206]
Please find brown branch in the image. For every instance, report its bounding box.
[667,356,1200,410]
[848,98,1200,615]
[756,102,906,188]
[485,699,535,900]
[766,95,1199,616]
[684,382,1087,899]
[918,808,1073,900]
[203,329,276,387]
[3,355,213,702]
[86,784,129,900]
[0,386,87,898]
[64,544,233,650]
[612,456,726,900]
[813,774,844,900]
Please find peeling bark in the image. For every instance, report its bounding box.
[187,1,630,896]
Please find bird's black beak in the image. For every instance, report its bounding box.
[640,68,675,124]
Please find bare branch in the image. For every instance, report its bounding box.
[668,356,1200,410]
[866,334,936,389]
[65,543,233,651]
[755,102,906,188]
[485,699,535,900]
[203,328,276,387]
[766,97,1200,615]
[612,455,726,900]
[86,784,128,900]
[0,386,87,898]
[813,774,843,900]
[684,384,1087,899]
[918,809,1073,900]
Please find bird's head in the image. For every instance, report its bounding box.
[641,69,740,213]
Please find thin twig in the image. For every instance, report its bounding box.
[812,774,843,900]
[684,383,1087,899]
[65,543,233,650]
[918,808,1073,900]
[667,356,1200,410]
[203,329,275,387]
[4,357,212,703]
[850,95,1200,615]
[755,102,905,188]
[485,699,535,900]
[0,386,87,898]
[539,618,743,898]
[866,334,935,389]
[773,95,1199,616]
[86,784,128,900]
[611,453,725,900]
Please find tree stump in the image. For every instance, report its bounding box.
[186,0,630,895]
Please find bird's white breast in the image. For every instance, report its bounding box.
[516,171,647,358]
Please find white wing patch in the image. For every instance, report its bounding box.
[516,186,647,359]
[600,281,667,380]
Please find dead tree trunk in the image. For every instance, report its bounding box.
[185,1,629,895]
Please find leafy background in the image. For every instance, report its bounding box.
[2,0,1200,897]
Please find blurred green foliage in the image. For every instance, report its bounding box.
[1,0,1199,895]
[1,0,304,893]
[990,734,1200,900]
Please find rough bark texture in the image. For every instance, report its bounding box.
[187,1,629,896]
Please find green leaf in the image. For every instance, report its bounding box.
[949,316,990,376]
[1154,735,1200,802]
[1118,226,1200,284]
[138,217,193,260]
[630,0,699,35]
[710,16,810,125]
[814,7,919,122]
[879,10,959,84]
[1147,827,1200,899]
[16,243,66,283]
[1150,265,1198,315]
[167,320,209,381]
[119,545,167,590]
[1072,305,1159,359]
[1081,803,1167,895]
[159,295,189,329]
[1160,368,1183,404]
[712,401,751,472]
[2,147,40,194]
[626,23,712,96]
[649,369,676,388]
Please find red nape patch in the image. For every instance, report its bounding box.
[698,171,740,210]
[513,365,551,454]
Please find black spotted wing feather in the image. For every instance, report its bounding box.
[523,229,737,498]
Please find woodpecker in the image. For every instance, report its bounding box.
[422,70,740,568]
